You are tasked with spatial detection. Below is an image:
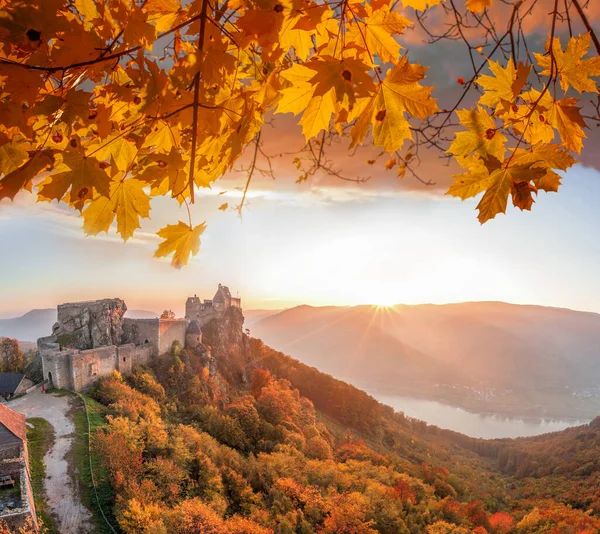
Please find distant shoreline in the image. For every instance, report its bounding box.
[359,384,596,424]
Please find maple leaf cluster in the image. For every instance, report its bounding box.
[0,0,598,265]
[447,34,600,223]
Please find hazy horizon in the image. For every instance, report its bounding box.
[2,161,600,317]
[3,297,600,322]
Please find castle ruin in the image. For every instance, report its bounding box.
[185,283,241,326]
[38,285,241,391]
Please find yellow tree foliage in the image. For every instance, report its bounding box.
[0,0,598,265]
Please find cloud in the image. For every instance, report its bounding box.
[220,2,600,198]
[0,193,158,246]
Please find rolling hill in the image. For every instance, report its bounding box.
[249,302,600,419]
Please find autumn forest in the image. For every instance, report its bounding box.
[1,0,600,532]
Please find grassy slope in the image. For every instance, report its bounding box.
[72,394,119,534]
[26,418,58,534]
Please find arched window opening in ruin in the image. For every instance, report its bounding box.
[144,339,148,344]
[123,357,126,362]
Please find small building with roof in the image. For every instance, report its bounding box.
[0,404,36,529]
[186,320,202,349]
[0,374,34,401]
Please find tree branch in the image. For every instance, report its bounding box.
[0,12,203,74]
[188,0,210,204]
[571,0,600,55]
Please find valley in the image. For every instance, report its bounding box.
[247,302,600,421]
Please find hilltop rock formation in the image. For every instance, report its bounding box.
[200,306,251,384]
[51,298,127,350]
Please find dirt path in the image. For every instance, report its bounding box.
[9,388,93,534]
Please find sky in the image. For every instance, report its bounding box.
[1,161,600,318]
[1,3,600,318]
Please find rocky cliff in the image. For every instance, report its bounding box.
[52,298,127,350]
[200,306,252,385]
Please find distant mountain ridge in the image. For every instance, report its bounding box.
[249,301,600,419]
[0,308,159,343]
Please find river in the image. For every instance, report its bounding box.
[369,392,590,439]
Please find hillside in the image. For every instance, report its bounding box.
[249,303,600,419]
[0,308,159,343]
[84,307,600,534]
[0,309,56,343]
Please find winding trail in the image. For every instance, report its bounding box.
[9,388,92,534]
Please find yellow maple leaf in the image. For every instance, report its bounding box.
[154,221,206,269]
[477,60,531,111]
[505,104,554,146]
[299,89,336,139]
[545,97,587,154]
[0,150,54,201]
[0,64,43,106]
[280,14,315,62]
[446,156,493,199]
[277,58,375,140]
[535,33,600,94]
[123,6,157,51]
[512,143,574,170]
[74,0,100,29]
[0,141,28,177]
[448,106,506,161]
[347,9,411,64]
[465,0,491,13]
[512,144,574,193]
[448,156,546,223]
[58,147,112,207]
[351,57,438,153]
[138,149,189,201]
[89,135,138,172]
[145,0,181,32]
[83,178,151,241]
[142,121,180,154]
[401,0,443,9]
[276,64,316,117]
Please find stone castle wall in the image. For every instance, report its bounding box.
[42,343,155,392]
[123,318,160,354]
[0,463,36,531]
[40,289,239,393]
[117,343,154,375]
[42,349,76,390]
[122,318,186,356]
[71,346,118,391]
[158,319,187,354]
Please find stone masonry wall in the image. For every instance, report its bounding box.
[158,319,187,355]
[0,463,36,530]
[123,318,160,356]
[42,349,75,389]
[117,344,154,375]
[71,346,118,392]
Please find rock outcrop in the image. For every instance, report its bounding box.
[201,307,252,384]
[52,298,127,350]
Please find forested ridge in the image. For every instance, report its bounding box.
[74,308,600,533]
